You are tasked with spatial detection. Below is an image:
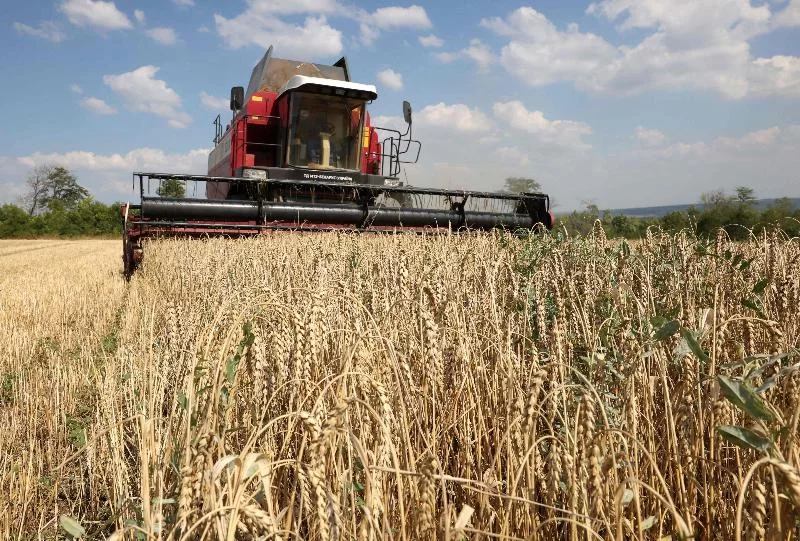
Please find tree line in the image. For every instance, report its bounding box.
[0,165,184,238]
[0,169,796,238]
[504,178,799,240]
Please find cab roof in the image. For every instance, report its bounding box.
[278,75,378,101]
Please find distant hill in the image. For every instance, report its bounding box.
[604,198,800,218]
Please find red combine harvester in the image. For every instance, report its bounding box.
[121,46,553,278]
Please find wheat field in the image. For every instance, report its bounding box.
[1,229,799,540]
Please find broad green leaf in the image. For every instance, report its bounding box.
[680,329,710,364]
[653,320,680,341]
[60,515,85,538]
[177,392,187,410]
[717,375,776,423]
[717,425,771,452]
[752,278,770,295]
[741,298,761,312]
[225,358,239,383]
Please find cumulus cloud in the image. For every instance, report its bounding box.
[418,34,443,47]
[642,126,784,159]
[81,97,117,115]
[377,69,403,91]
[482,4,800,98]
[200,92,229,110]
[493,101,593,148]
[417,103,491,133]
[215,13,343,58]
[360,5,432,44]
[13,21,66,42]
[70,84,83,94]
[146,27,178,46]
[434,39,494,70]
[59,0,132,31]
[5,147,211,202]
[494,146,530,166]
[133,10,145,24]
[17,148,210,172]
[773,0,800,28]
[635,127,667,146]
[173,0,195,6]
[103,66,191,128]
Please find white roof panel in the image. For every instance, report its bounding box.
[278,75,378,100]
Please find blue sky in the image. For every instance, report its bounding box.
[2,0,799,210]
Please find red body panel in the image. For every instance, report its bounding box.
[207,91,380,179]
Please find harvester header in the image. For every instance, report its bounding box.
[121,46,553,278]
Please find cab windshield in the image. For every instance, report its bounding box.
[287,92,365,171]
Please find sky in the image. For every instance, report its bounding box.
[2,0,799,211]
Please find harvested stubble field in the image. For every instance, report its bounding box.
[1,229,799,541]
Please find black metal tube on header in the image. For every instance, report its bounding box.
[132,172,550,208]
[140,198,539,230]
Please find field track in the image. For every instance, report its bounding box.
[1,232,798,540]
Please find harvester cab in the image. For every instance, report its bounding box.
[121,46,553,279]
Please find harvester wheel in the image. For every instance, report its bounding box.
[123,238,136,281]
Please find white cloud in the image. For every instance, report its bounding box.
[494,146,530,166]
[360,5,432,44]
[133,10,145,24]
[81,97,117,115]
[103,66,191,128]
[434,51,459,63]
[173,0,195,6]
[5,147,211,202]
[773,0,800,28]
[59,0,132,31]
[231,0,341,16]
[200,92,229,110]
[434,39,494,70]
[636,127,667,146]
[17,148,209,172]
[483,4,800,99]
[146,27,178,46]
[419,34,443,48]
[70,84,83,94]
[13,21,66,42]
[215,13,343,58]
[493,100,592,148]
[748,55,800,97]
[651,126,782,158]
[417,103,491,133]
[197,26,210,33]
[377,69,404,91]
[369,5,431,30]
[462,39,493,70]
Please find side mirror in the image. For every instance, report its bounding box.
[230,86,244,111]
[402,100,412,125]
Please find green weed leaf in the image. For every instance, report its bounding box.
[717,425,771,452]
[717,375,776,423]
[653,320,680,341]
[680,329,710,364]
[752,278,770,295]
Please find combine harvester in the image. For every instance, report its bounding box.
[121,46,553,278]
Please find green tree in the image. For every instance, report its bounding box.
[157,178,186,198]
[40,166,89,211]
[735,186,756,204]
[503,177,542,194]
